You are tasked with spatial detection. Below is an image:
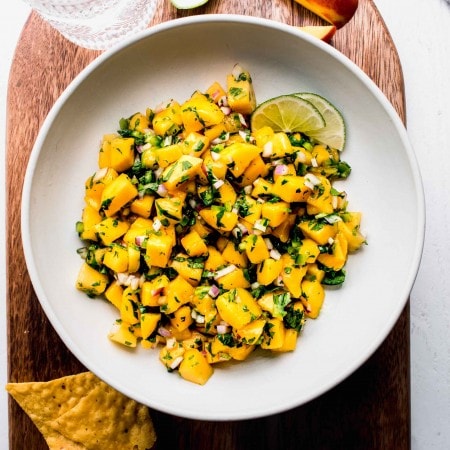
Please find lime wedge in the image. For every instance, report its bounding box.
[250,95,325,134]
[170,0,209,8]
[294,93,346,151]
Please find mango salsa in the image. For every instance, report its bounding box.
[75,64,365,385]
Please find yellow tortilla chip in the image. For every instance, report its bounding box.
[6,372,156,450]
[50,382,156,450]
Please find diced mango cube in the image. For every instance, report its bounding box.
[76,262,109,296]
[80,204,102,241]
[261,201,290,228]
[94,217,130,246]
[120,287,140,325]
[179,348,213,385]
[317,231,348,270]
[226,66,256,114]
[171,254,204,286]
[140,312,161,340]
[181,230,208,257]
[141,275,170,307]
[170,305,193,332]
[181,92,224,133]
[161,155,203,191]
[261,318,286,350]
[100,173,138,217]
[152,101,183,136]
[257,258,283,286]
[99,136,135,173]
[108,321,137,348]
[272,175,311,203]
[298,220,338,246]
[218,142,261,178]
[182,131,210,157]
[129,112,150,133]
[242,234,269,264]
[301,279,325,319]
[103,244,129,273]
[199,206,238,232]
[216,288,262,329]
[217,267,250,290]
[145,233,174,268]
[104,281,123,310]
[161,275,195,314]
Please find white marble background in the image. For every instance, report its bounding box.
[1,0,449,448]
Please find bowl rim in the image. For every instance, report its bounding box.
[21,14,425,420]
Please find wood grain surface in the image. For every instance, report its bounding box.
[6,0,409,448]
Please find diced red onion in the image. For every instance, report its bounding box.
[135,235,146,247]
[152,218,162,231]
[270,249,281,260]
[216,324,230,335]
[210,89,222,102]
[251,281,260,290]
[189,198,197,209]
[237,223,249,235]
[237,113,247,127]
[169,356,184,370]
[220,106,231,115]
[264,238,273,250]
[304,180,315,190]
[328,237,335,245]
[195,314,205,324]
[311,157,319,168]
[158,326,172,338]
[166,337,177,349]
[253,220,267,232]
[213,179,224,190]
[274,164,289,176]
[151,287,163,296]
[208,284,220,298]
[210,151,221,161]
[163,136,172,146]
[239,130,248,141]
[275,275,284,286]
[305,173,321,186]
[214,265,237,280]
[130,276,140,290]
[296,151,307,163]
[218,96,228,107]
[116,272,129,285]
[156,184,168,197]
[262,141,273,157]
[323,214,342,224]
[153,168,163,180]
[93,167,108,182]
[243,185,253,195]
[331,195,338,210]
[211,133,230,145]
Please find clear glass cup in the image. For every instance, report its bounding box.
[24,0,158,50]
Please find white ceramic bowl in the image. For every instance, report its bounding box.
[22,15,425,421]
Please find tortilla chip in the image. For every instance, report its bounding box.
[50,382,156,450]
[6,372,156,450]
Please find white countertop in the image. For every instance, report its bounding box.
[1,1,449,448]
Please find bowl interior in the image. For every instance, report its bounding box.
[22,15,424,420]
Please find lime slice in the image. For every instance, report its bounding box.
[294,93,346,151]
[170,0,209,8]
[250,95,325,134]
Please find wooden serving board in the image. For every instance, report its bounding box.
[6,0,409,448]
